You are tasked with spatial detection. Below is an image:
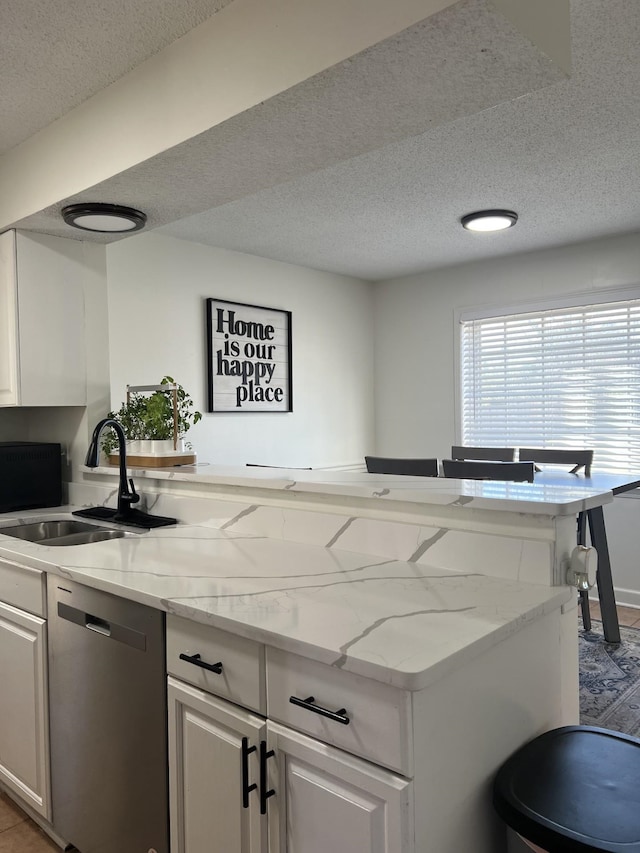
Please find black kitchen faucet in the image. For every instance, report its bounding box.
[84,418,140,520]
[74,418,177,528]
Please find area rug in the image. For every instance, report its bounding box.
[580,621,640,736]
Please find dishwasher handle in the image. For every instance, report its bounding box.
[57,602,147,651]
[86,614,111,636]
[179,652,223,674]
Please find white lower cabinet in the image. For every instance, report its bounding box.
[168,678,267,853]
[168,678,410,853]
[266,721,411,853]
[0,599,51,818]
[167,614,412,853]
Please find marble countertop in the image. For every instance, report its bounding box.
[0,507,571,691]
[81,463,613,516]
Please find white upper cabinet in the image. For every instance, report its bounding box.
[0,231,19,404]
[0,230,86,406]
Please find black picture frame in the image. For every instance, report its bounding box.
[206,297,293,413]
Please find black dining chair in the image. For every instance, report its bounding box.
[519,448,595,629]
[442,459,535,482]
[364,456,438,477]
[518,447,593,476]
[451,445,516,462]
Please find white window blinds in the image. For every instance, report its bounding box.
[460,298,640,473]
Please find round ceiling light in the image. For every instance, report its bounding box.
[62,203,147,233]
[461,209,518,232]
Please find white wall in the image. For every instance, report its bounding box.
[373,230,640,606]
[106,233,374,468]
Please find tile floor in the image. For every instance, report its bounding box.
[0,794,60,853]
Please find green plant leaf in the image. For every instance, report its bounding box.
[100,377,202,454]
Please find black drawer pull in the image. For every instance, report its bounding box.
[289,695,350,725]
[241,737,257,809]
[179,652,223,674]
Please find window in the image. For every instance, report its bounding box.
[460,294,640,473]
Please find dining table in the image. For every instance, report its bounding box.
[532,470,640,643]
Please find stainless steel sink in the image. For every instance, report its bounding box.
[0,519,142,546]
[43,528,139,546]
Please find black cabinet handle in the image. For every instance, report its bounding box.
[241,737,257,809]
[289,695,350,725]
[259,740,276,815]
[179,652,223,674]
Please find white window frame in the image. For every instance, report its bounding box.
[454,285,640,476]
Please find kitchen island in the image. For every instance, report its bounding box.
[0,466,612,853]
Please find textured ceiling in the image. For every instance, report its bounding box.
[9,0,568,242]
[0,0,232,153]
[5,0,640,280]
[158,0,640,278]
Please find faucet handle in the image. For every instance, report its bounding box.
[128,478,140,505]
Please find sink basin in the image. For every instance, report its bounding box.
[41,528,138,546]
[1,520,100,541]
[0,519,142,546]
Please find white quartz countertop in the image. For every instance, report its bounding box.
[82,463,613,515]
[0,508,571,691]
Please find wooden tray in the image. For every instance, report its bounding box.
[109,451,196,468]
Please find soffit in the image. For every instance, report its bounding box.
[8,1,640,280]
[0,0,232,153]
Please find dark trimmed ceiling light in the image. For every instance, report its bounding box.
[62,203,147,233]
[461,209,518,232]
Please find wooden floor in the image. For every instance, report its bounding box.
[589,600,640,628]
[0,794,59,853]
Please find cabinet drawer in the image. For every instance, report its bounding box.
[0,558,45,617]
[166,615,265,714]
[266,648,412,775]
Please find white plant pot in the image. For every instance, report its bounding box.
[119,438,185,455]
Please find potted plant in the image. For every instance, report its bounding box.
[101,376,202,464]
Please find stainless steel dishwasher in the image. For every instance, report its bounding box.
[47,576,168,853]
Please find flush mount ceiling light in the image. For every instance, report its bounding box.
[62,203,147,233]
[461,209,518,232]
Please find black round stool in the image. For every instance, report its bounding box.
[493,725,640,852]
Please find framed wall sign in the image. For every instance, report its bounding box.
[206,297,292,413]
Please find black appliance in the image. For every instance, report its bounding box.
[0,442,63,512]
